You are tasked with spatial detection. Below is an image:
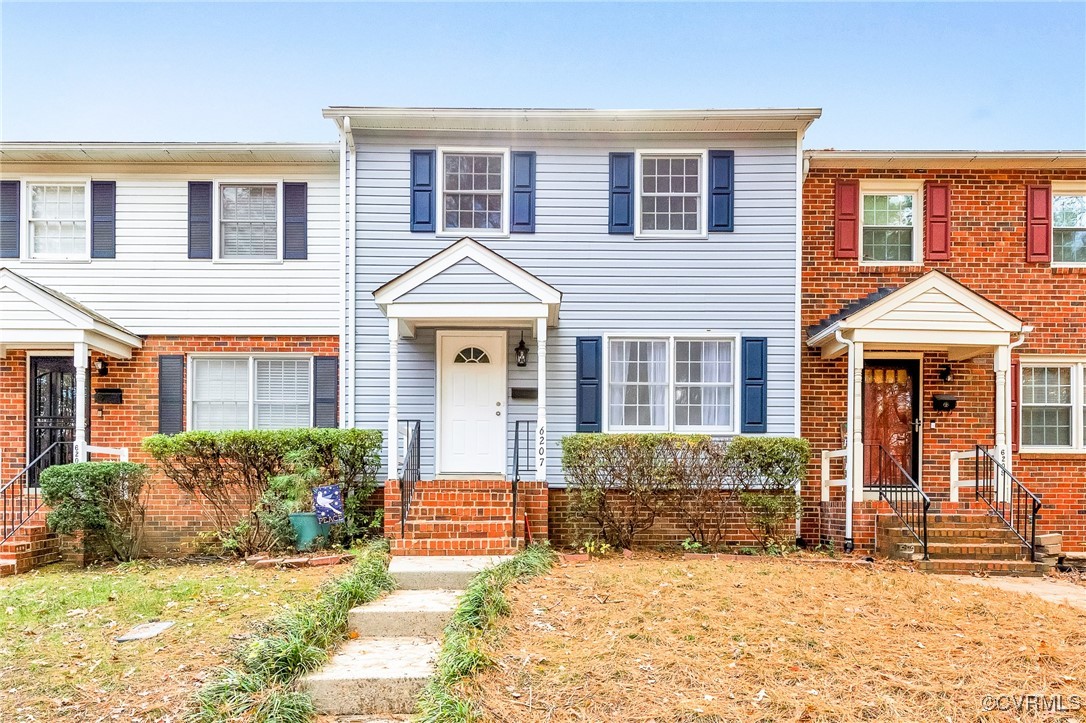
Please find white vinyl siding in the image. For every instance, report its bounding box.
[1052,192,1086,265]
[1021,362,1086,451]
[28,183,89,259]
[220,184,278,259]
[189,355,312,431]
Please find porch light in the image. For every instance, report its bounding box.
[95,358,109,376]
[515,335,529,367]
[939,364,953,382]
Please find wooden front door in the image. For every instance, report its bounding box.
[28,356,77,483]
[863,360,920,487]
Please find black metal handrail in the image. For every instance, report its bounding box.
[512,421,535,541]
[975,445,1042,560]
[2,441,72,543]
[868,443,930,560]
[399,420,421,538]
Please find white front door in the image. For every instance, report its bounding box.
[438,331,507,475]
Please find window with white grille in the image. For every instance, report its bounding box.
[639,155,702,234]
[1021,362,1086,451]
[189,356,312,431]
[28,183,89,259]
[441,151,506,233]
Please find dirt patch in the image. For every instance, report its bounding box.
[470,555,1086,722]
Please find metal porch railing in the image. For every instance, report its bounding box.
[975,445,1042,560]
[867,443,930,560]
[398,420,421,538]
[1,441,72,543]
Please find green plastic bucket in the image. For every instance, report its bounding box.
[289,512,330,551]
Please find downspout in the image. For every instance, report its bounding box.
[337,118,349,427]
[1006,327,1030,470]
[835,329,856,551]
[794,132,804,544]
[343,117,357,428]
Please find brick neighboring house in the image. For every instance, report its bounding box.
[0,143,342,566]
[801,151,1086,563]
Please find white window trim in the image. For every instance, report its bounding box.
[1051,182,1086,269]
[185,353,314,431]
[22,178,92,262]
[436,147,511,237]
[602,332,741,434]
[212,179,284,264]
[633,149,709,240]
[1019,358,1086,453]
[858,180,924,267]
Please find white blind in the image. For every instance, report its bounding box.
[254,359,311,429]
[221,184,277,258]
[191,358,249,431]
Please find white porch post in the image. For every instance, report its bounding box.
[387,319,399,481]
[994,343,1011,501]
[851,341,865,502]
[73,342,88,463]
[535,318,547,482]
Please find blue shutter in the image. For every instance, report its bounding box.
[410,150,436,232]
[708,150,734,232]
[312,356,339,428]
[510,151,536,233]
[0,181,18,258]
[741,337,768,433]
[90,181,116,259]
[608,152,634,234]
[283,182,308,259]
[576,337,603,432]
[158,355,185,434]
[187,181,213,259]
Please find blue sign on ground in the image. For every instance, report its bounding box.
[313,484,345,524]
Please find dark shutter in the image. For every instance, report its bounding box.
[187,181,213,259]
[312,356,339,428]
[410,150,436,232]
[708,150,735,232]
[1010,358,1020,453]
[1025,185,1052,263]
[924,182,951,261]
[158,355,184,434]
[575,337,603,432]
[0,180,18,259]
[283,182,308,259]
[834,180,860,259]
[608,152,634,234]
[741,337,768,434]
[510,151,536,233]
[90,181,117,259]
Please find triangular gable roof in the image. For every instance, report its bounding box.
[373,237,561,306]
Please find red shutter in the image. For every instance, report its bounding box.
[1010,358,1020,453]
[1025,185,1052,262]
[834,180,860,259]
[925,182,951,261]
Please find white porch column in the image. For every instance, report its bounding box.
[994,343,1011,501]
[73,342,88,463]
[535,318,547,482]
[851,342,865,502]
[387,319,399,481]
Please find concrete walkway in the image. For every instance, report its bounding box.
[945,575,1086,612]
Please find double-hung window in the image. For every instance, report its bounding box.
[860,183,922,263]
[1052,188,1086,265]
[636,153,704,235]
[1021,361,1086,451]
[220,184,278,259]
[440,149,507,234]
[28,183,89,259]
[606,335,736,432]
[189,356,312,431]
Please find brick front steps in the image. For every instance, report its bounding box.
[0,523,61,577]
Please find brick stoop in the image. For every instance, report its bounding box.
[0,523,61,577]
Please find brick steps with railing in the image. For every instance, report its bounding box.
[878,510,1043,575]
[0,522,61,577]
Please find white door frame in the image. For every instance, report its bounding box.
[435,329,507,477]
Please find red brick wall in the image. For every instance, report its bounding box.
[802,165,1086,551]
[0,335,338,554]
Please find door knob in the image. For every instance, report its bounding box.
[496,411,502,417]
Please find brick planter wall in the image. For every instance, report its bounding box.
[802,165,1086,552]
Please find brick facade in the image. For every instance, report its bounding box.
[0,335,338,555]
[802,164,1086,552]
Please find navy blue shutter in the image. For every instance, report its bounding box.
[158,355,185,434]
[90,181,116,258]
[741,337,768,433]
[283,182,308,259]
[575,337,603,432]
[410,150,436,232]
[708,150,735,232]
[312,356,339,428]
[0,181,18,258]
[187,182,213,259]
[608,153,634,234]
[510,151,536,233]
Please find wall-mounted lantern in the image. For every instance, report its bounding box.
[515,334,529,368]
[95,358,109,376]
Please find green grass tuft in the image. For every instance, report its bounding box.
[416,543,556,723]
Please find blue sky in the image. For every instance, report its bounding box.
[2,2,1083,149]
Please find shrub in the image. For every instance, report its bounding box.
[39,461,149,561]
[668,436,745,550]
[729,437,810,552]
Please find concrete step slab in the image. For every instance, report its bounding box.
[300,636,439,715]
[350,589,460,638]
[389,554,510,590]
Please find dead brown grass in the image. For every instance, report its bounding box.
[470,555,1086,722]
